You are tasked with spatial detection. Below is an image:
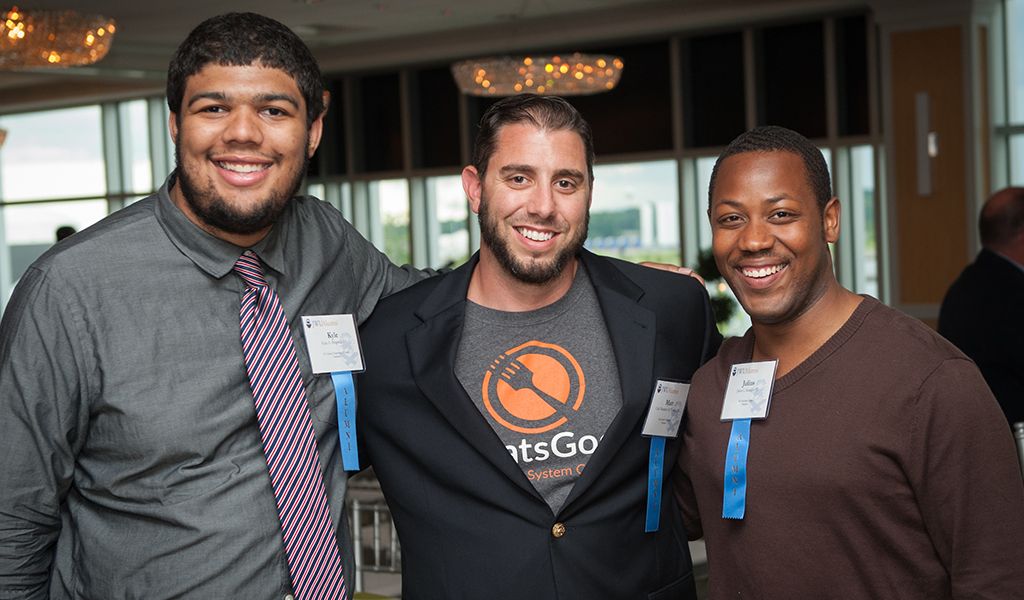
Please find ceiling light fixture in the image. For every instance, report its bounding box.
[1,6,117,70]
[451,53,623,97]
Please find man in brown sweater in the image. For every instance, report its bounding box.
[675,125,1024,599]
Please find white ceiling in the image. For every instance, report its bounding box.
[0,0,859,111]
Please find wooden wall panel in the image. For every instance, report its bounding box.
[890,26,967,304]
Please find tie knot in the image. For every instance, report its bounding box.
[234,251,267,289]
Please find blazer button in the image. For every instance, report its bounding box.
[551,522,566,538]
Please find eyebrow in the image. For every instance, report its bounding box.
[497,165,585,181]
[553,168,586,182]
[713,195,792,209]
[186,92,300,110]
[498,164,536,177]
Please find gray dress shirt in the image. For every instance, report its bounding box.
[0,175,425,599]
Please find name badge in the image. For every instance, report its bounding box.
[719,360,777,421]
[301,314,365,374]
[719,360,777,520]
[642,379,689,534]
[301,314,364,471]
[642,379,690,438]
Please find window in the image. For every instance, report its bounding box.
[0,106,105,201]
[588,160,680,264]
[0,106,108,299]
[119,100,154,195]
[364,179,411,266]
[424,175,470,268]
[833,145,880,298]
[997,0,1024,185]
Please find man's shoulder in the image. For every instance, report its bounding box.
[851,298,970,372]
[360,267,455,332]
[590,253,701,287]
[286,195,356,238]
[30,197,159,277]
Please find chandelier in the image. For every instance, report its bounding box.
[451,53,624,97]
[1,6,117,70]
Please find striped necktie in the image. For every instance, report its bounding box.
[234,250,347,600]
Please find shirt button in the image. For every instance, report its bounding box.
[284,595,295,600]
[551,522,566,538]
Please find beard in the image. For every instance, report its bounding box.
[478,192,589,285]
[173,138,309,236]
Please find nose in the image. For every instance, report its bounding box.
[525,184,556,218]
[737,219,773,253]
[222,108,263,145]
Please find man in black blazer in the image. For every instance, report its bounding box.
[357,95,721,599]
[939,187,1024,426]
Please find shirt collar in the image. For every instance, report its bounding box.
[154,172,289,279]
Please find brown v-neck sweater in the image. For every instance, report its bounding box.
[675,297,1024,599]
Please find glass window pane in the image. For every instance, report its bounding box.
[1011,134,1024,184]
[306,182,326,201]
[0,106,106,201]
[850,145,878,297]
[426,175,469,268]
[588,160,679,263]
[1009,0,1024,122]
[119,100,153,194]
[3,199,108,288]
[695,157,716,250]
[371,179,410,265]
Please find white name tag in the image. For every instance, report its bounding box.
[641,380,690,438]
[720,360,777,421]
[300,314,365,374]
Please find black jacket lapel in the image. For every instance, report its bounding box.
[405,255,543,502]
[560,251,656,512]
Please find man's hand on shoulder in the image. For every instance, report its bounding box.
[639,262,706,286]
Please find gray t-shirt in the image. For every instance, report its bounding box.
[455,266,622,513]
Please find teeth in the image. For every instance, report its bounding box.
[217,162,269,173]
[741,264,786,278]
[517,227,554,242]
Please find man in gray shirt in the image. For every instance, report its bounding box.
[0,13,422,599]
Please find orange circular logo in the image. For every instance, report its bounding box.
[482,340,585,434]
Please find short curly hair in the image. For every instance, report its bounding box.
[166,13,324,127]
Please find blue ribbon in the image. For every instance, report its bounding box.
[645,436,667,532]
[331,371,359,471]
[722,418,751,519]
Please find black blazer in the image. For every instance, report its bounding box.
[357,250,721,600]
[938,249,1024,425]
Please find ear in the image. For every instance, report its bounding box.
[823,197,841,244]
[306,96,327,159]
[168,111,179,144]
[463,165,483,215]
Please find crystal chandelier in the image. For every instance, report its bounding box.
[1,6,117,70]
[451,53,624,97]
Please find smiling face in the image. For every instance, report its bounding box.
[464,122,591,287]
[169,63,323,246]
[709,150,840,327]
